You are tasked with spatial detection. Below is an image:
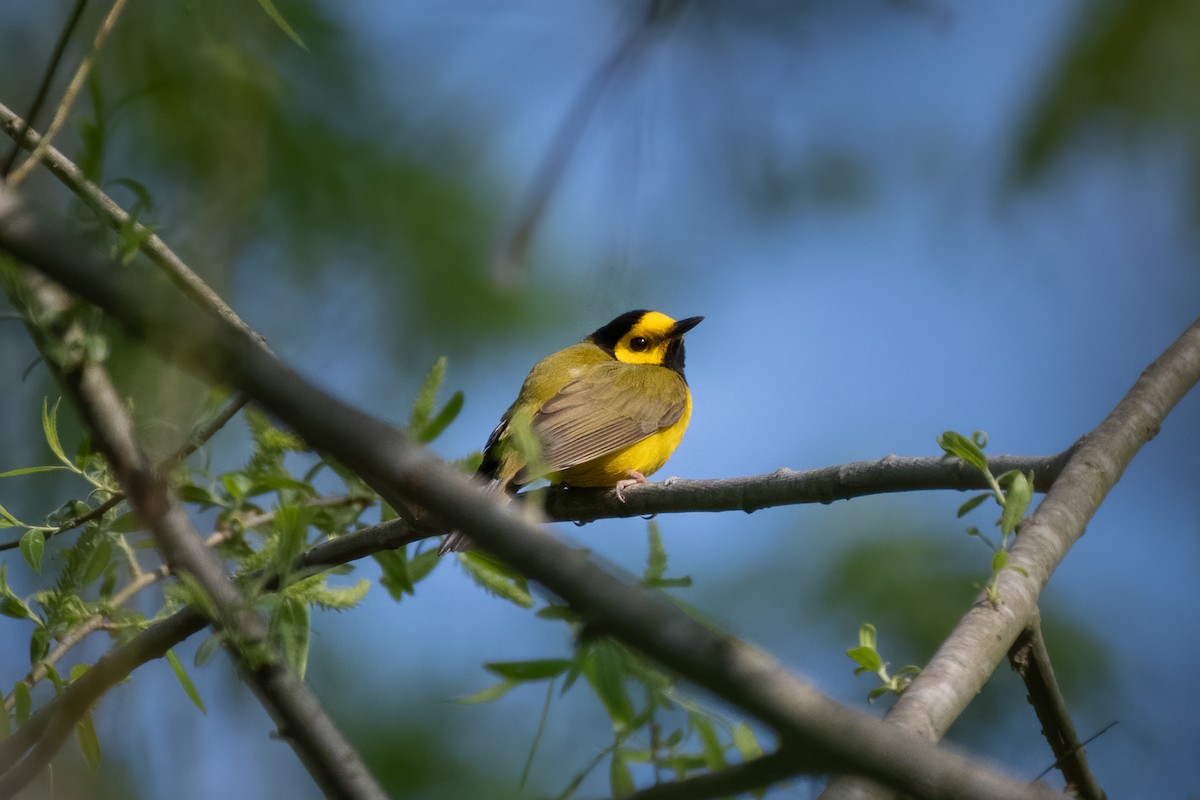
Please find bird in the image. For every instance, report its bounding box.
[438,309,703,554]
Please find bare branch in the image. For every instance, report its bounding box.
[820,316,1200,799]
[1008,616,1106,800]
[0,187,1059,800]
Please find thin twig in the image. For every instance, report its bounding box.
[0,186,1059,800]
[493,1,684,277]
[0,0,89,179]
[1008,616,1106,800]
[8,0,130,188]
[1034,722,1117,782]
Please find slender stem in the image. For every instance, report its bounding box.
[0,0,89,178]
[1008,617,1106,800]
[9,0,130,188]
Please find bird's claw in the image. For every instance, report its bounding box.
[614,471,648,503]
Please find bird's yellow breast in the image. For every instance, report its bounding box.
[553,390,692,487]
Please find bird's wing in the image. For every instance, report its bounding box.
[532,362,688,472]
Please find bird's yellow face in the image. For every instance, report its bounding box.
[589,310,704,373]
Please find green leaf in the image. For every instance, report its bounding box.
[270,596,310,679]
[76,710,101,770]
[256,0,308,50]
[374,549,412,600]
[19,530,45,574]
[610,751,634,797]
[193,633,223,668]
[691,711,725,771]
[867,686,891,703]
[82,538,114,585]
[858,623,877,650]
[846,646,882,674]
[12,682,31,724]
[460,551,533,608]
[998,471,1033,536]
[166,649,207,714]
[535,604,580,622]
[407,547,439,585]
[956,492,991,518]
[484,659,572,682]
[107,512,143,533]
[417,391,464,444]
[178,483,221,506]
[29,626,50,665]
[221,473,252,500]
[937,430,988,473]
[0,465,70,478]
[644,521,667,583]
[731,723,763,760]
[272,505,311,578]
[991,550,1009,574]
[583,640,635,729]
[42,398,75,471]
[456,680,518,705]
[0,595,36,622]
[0,501,27,529]
[409,357,447,431]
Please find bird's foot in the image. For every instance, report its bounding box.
[614,471,648,503]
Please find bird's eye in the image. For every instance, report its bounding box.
[629,336,649,352]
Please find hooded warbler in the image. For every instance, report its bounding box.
[439,310,703,554]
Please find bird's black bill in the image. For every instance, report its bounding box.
[669,316,704,338]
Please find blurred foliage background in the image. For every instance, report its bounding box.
[2,1,1199,797]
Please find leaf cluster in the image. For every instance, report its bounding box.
[937,430,1033,605]
[451,523,760,799]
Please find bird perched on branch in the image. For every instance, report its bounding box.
[439,310,703,554]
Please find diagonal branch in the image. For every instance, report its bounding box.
[1008,616,1105,800]
[0,187,1060,800]
[819,315,1200,799]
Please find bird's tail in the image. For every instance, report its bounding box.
[437,478,508,555]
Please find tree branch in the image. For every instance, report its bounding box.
[1008,616,1106,800]
[617,750,798,800]
[0,187,1060,800]
[819,316,1200,799]
[537,451,1071,522]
